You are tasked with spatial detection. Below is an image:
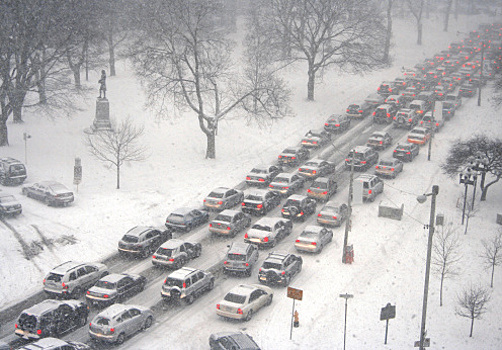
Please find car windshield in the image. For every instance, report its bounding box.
[0,195,16,203]
[379,160,394,166]
[353,153,365,160]
[122,235,139,243]
[284,199,300,207]
[156,248,174,256]
[227,253,246,262]
[443,102,454,108]
[168,213,184,221]
[94,280,117,289]
[323,206,339,213]
[46,273,63,283]
[371,133,384,139]
[245,194,263,201]
[311,181,327,189]
[9,164,25,173]
[165,278,183,288]
[282,148,296,154]
[251,224,271,232]
[224,293,246,304]
[95,317,111,326]
[301,230,319,237]
[273,177,289,183]
[49,184,68,193]
[18,313,37,328]
[251,168,267,174]
[304,161,319,167]
[208,192,224,198]
[262,261,283,270]
[412,129,425,135]
[214,214,232,222]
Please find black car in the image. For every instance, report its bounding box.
[372,104,398,124]
[118,226,172,258]
[297,158,336,179]
[85,273,147,307]
[281,194,317,222]
[15,299,88,340]
[393,142,420,162]
[345,146,379,171]
[346,103,372,118]
[22,181,74,206]
[165,207,209,232]
[258,251,303,287]
[324,114,350,132]
[0,157,27,185]
[277,146,310,166]
[241,189,281,216]
[209,332,261,350]
[0,193,22,216]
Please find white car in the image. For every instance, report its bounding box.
[295,225,333,253]
[216,284,273,321]
[244,217,292,248]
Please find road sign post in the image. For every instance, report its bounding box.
[287,287,303,340]
[339,293,353,350]
[73,157,82,192]
[380,303,396,344]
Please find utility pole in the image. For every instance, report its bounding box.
[343,149,354,263]
[478,41,485,107]
[339,293,353,350]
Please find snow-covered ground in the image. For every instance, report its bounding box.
[1,11,502,350]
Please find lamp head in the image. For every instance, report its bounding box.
[417,195,427,204]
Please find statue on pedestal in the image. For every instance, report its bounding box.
[98,70,106,99]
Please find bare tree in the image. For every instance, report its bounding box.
[444,0,454,32]
[432,223,461,306]
[456,284,491,337]
[86,118,147,189]
[481,231,502,288]
[128,0,290,159]
[383,0,394,64]
[406,0,425,45]
[263,0,386,101]
[441,135,502,201]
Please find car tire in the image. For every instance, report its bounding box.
[284,275,291,286]
[142,247,153,259]
[245,268,252,277]
[185,294,195,305]
[177,257,187,269]
[207,279,215,291]
[71,287,83,299]
[78,314,87,327]
[245,310,253,321]
[266,295,273,306]
[44,197,51,206]
[185,223,192,233]
[143,316,153,330]
[116,333,126,345]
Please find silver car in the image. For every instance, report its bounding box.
[203,187,244,211]
[294,225,333,253]
[317,202,349,227]
[88,304,154,344]
[244,217,292,248]
[22,181,74,206]
[216,284,273,321]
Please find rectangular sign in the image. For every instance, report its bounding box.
[287,287,303,301]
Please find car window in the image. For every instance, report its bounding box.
[77,267,87,278]
[191,273,199,283]
[165,278,183,288]
[146,231,154,239]
[228,253,246,261]
[249,290,260,302]
[227,189,237,197]
[95,280,116,289]
[208,191,224,198]
[46,273,63,283]
[69,271,77,281]
[121,311,132,320]
[185,278,192,287]
[129,308,141,317]
[179,244,186,253]
[197,272,204,280]
[85,265,98,274]
[251,223,271,231]
[262,261,282,270]
[95,317,110,326]
[122,235,139,243]
[224,293,246,304]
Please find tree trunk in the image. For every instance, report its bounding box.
[109,45,116,77]
[0,120,8,146]
[116,164,120,189]
[491,263,495,288]
[383,0,393,63]
[454,0,458,20]
[444,0,453,32]
[417,22,423,45]
[72,66,82,89]
[480,178,500,201]
[440,273,444,306]
[469,316,474,337]
[307,67,316,101]
[12,104,23,124]
[205,131,216,159]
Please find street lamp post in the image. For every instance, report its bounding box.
[478,41,485,107]
[459,168,477,225]
[342,149,354,264]
[23,132,31,165]
[416,185,439,350]
[339,293,353,350]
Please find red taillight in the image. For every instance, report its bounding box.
[332,216,337,220]
[307,189,312,193]
[224,260,228,264]
[263,237,269,242]
[244,233,248,238]
[291,157,296,160]
[169,258,174,262]
[226,227,231,231]
[209,223,213,227]
[281,271,286,275]
[15,323,18,328]
[218,201,223,205]
[257,204,263,208]
[311,242,317,246]
[322,191,328,195]
[164,278,167,284]
[372,112,376,116]
[379,141,383,144]
[368,190,372,194]
[37,329,42,335]
[436,122,439,126]
[62,283,68,289]
[110,328,115,333]
[346,109,350,113]
[325,123,329,126]
[237,308,243,314]
[312,170,316,174]
[258,178,265,182]
[278,155,282,158]
[406,152,411,154]
[335,124,340,127]
[296,239,300,243]
[345,158,349,162]
[43,279,46,284]
[317,213,321,217]
[393,116,397,120]
[241,202,245,206]
[393,150,397,152]
[216,304,220,310]
[245,263,249,266]
[375,166,379,169]
[104,294,109,298]
[361,161,366,164]
[386,113,390,117]
[86,291,90,295]
[358,110,363,113]
[246,176,251,180]
[408,118,412,122]
[313,141,318,144]
[183,282,186,288]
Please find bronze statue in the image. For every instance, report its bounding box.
[98,70,106,98]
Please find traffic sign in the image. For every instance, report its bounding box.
[380,303,396,320]
[414,338,430,347]
[287,287,303,300]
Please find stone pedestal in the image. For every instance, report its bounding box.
[85,98,113,133]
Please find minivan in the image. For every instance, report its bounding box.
[445,91,463,108]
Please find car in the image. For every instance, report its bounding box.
[22,181,74,206]
[434,85,447,100]
[216,284,273,321]
[393,142,420,162]
[151,239,202,268]
[85,273,147,307]
[440,77,457,92]
[88,304,154,344]
[43,261,109,299]
[241,189,281,216]
[417,91,436,109]
[372,104,398,124]
[306,177,337,202]
[408,100,429,119]
[317,202,349,227]
[16,337,91,350]
[442,101,457,120]
[407,127,431,145]
[324,114,350,132]
[277,146,310,166]
[268,172,305,197]
[244,217,292,248]
[118,226,172,258]
[165,207,209,232]
[384,94,404,109]
[375,158,404,179]
[0,193,22,216]
[419,111,444,132]
[392,77,407,90]
[298,158,335,179]
[377,81,400,96]
[0,157,27,185]
[294,225,333,253]
[400,87,418,105]
[445,91,462,108]
[203,187,244,211]
[160,267,215,304]
[209,209,251,237]
[344,146,379,171]
[15,299,88,340]
[393,108,419,129]
[366,131,393,150]
[364,93,385,107]
[245,164,283,187]
[223,242,259,276]
[258,251,303,286]
[209,332,261,350]
[281,194,317,222]
[301,129,331,148]
[345,102,372,118]
[458,83,478,97]
[354,174,384,202]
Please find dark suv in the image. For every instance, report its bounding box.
[241,189,282,216]
[0,157,27,185]
[118,226,172,258]
[324,113,350,132]
[281,194,316,222]
[344,146,379,171]
[258,251,303,287]
[15,299,88,340]
[223,242,259,276]
[373,104,398,124]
